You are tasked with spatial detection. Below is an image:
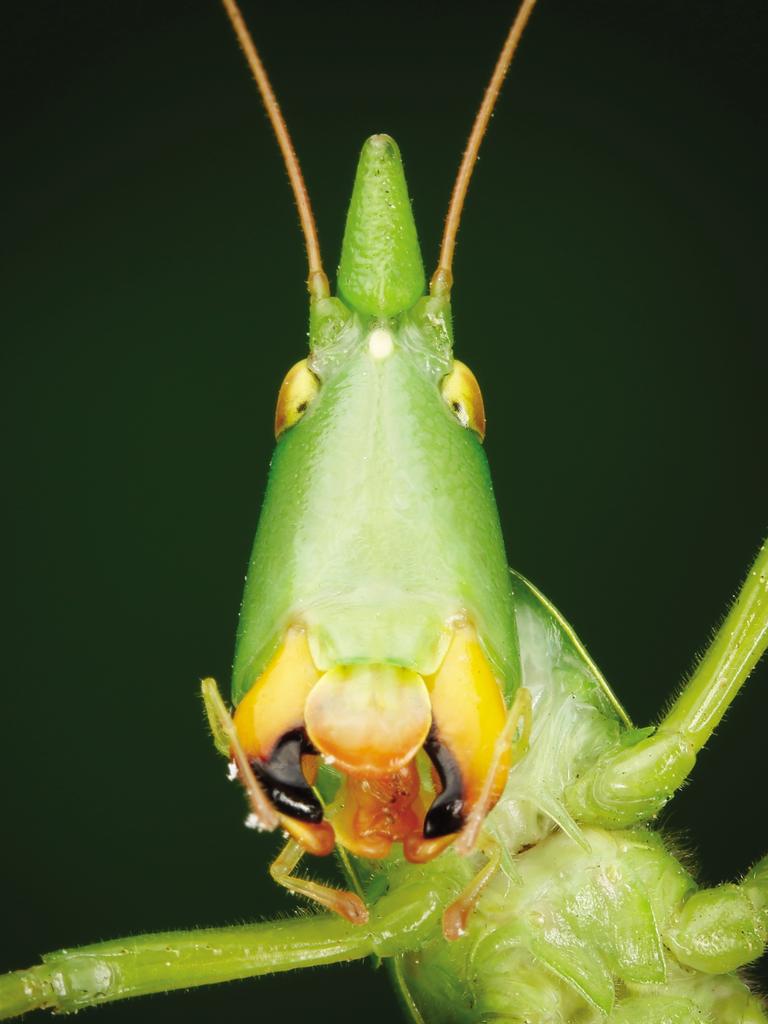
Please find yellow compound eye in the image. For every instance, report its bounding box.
[274,359,320,438]
[440,360,486,441]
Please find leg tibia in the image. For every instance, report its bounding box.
[1,917,371,1019]
[0,878,443,1020]
[442,834,502,941]
[270,839,367,924]
[200,678,280,831]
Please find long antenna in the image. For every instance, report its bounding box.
[220,0,329,300]
[431,0,539,297]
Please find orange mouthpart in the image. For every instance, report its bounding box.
[304,665,432,777]
[329,762,426,859]
[231,621,522,863]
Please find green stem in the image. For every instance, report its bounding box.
[0,878,443,1019]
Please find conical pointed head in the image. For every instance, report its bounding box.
[337,135,425,318]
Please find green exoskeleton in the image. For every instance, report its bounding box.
[1,1,766,1021]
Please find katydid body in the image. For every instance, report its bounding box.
[4,549,767,1020]
[2,2,767,1022]
[221,136,527,872]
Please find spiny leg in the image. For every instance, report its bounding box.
[663,853,768,974]
[200,677,279,831]
[202,652,334,853]
[455,684,532,856]
[439,686,532,940]
[566,539,768,828]
[270,838,368,925]
[442,833,503,941]
[0,874,445,1020]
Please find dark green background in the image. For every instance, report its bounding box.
[3,2,767,1020]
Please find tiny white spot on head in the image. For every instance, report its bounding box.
[227,761,239,781]
[368,328,394,360]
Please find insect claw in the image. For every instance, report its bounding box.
[337,893,369,926]
[442,902,470,942]
[270,838,366,920]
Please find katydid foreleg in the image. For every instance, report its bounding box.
[0,874,447,1020]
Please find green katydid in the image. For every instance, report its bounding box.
[2,1,767,1021]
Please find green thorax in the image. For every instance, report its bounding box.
[231,136,518,703]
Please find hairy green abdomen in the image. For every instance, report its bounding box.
[392,828,766,1023]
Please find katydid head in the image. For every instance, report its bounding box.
[232,136,518,863]
[217,0,537,875]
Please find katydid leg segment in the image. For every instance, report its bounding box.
[565,540,768,829]
[3,827,765,1019]
[0,877,446,1018]
[270,839,368,924]
[665,854,768,975]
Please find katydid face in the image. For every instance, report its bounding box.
[230,136,524,859]
[7,6,768,1016]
